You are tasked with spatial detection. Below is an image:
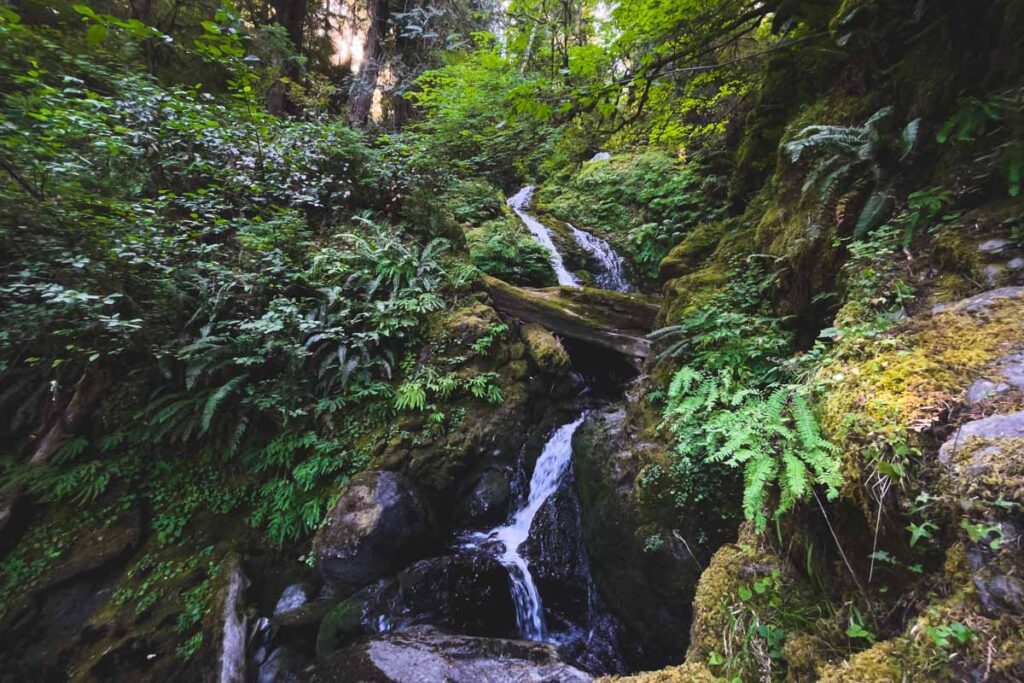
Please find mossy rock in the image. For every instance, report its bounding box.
[316,595,369,656]
[819,287,1024,502]
[600,660,721,682]
[658,220,728,282]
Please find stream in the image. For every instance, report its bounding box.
[507,185,632,292]
[256,183,636,681]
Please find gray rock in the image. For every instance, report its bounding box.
[975,573,1024,615]
[931,286,1024,315]
[967,353,1024,403]
[1008,257,1024,270]
[314,472,437,593]
[307,625,592,682]
[979,238,1011,253]
[274,584,310,617]
[939,411,1024,463]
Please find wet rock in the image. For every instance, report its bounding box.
[274,583,311,617]
[570,407,727,669]
[317,551,516,655]
[314,471,437,594]
[454,466,513,527]
[520,323,571,375]
[307,625,592,683]
[258,646,302,683]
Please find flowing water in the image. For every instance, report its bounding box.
[464,415,586,641]
[507,186,579,286]
[508,185,632,291]
[567,223,631,292]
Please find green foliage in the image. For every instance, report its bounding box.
[0,4,472,561]
[937,86,1024,198]
[663,369,840,531]
[651,258,790,381]
[540,152,727,282]
[785,107,920,238]
[467,218,557,287]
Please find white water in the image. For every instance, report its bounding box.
[507,186,579,286]
[567,223,631,292]
[466,415,586,640]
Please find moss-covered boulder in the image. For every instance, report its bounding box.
[819,286,1024,502]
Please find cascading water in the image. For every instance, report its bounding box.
[508,185,632,292]
[465,415,586,641]
[567,223,631,292]
[507,186,579,286]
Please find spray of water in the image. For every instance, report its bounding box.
[466,415,586,640]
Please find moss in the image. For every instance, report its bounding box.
[519,323,570,375]
[818,290,1024,494]
[658,220,728,282]
[316,596,367,656]
[782,633,833,682]
[685,524,816,681]
[600,661,722,682]
[817,639,905,683]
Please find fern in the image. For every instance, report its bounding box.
[200,376,244,435]
[663,368,841,532]
[784,107,920,239]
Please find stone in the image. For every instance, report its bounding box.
[316,551,516,655]
[454,466,513,527]
[307,625,592,683]
[979,238,1011,253]
[273,583,310,617]
[521,322,571,375]
[939,411,1024,463]
[314,472,437,593]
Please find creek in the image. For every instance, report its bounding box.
[255,185,639,681]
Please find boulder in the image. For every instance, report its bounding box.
[520,323,571,375]
[454,466,514,527]
[316,551,516,655]
[307,625,592,683]
[939,410,1024,616]
[313,472,437,594]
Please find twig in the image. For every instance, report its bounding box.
[814,488,866,595]
[0,157,44,201]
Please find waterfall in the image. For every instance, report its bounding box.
[567,223,631,292]
[466,415,586,640]
[507,186,579,287]
[508,185,632,292]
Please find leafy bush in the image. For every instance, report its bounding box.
[539,151,726,282]
[467,218,557,286]
[0,6,475,559]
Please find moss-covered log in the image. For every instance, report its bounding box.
[482,275,659,362]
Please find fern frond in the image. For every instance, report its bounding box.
[201,376,245,436]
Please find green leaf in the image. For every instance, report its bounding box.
[86,22,107,44]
